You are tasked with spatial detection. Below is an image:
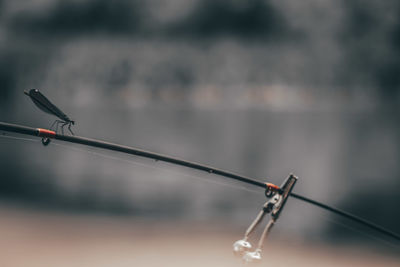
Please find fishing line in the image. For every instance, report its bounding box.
[50,141,260,194]
[290,193,400,242]
[0,122,399,243]
[0,133,39,143]
[0,131,262,193]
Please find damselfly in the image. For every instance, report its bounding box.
[24,89,75,136]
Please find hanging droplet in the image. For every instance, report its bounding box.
[233,239,252,257]
[242,249,262,263]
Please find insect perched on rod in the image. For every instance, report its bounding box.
[24,89,75,145]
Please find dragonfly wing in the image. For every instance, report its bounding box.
[27,89,69,120]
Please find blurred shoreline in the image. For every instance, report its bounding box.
[0,203,399,267]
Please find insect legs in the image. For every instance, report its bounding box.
[60,121,74,135]
[50,120,64,133]
[49,120,74,135]
[67,122,74,135]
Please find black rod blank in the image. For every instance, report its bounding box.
[0,121,399,242]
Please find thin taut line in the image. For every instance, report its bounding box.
[0,121,399,243]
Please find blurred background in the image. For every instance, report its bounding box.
[0,0,399,266]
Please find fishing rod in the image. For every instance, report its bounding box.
[1,90,400,263]
[1,122,399,243]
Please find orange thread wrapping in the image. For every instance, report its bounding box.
[37,128,56,138]
[266,183,280,190]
